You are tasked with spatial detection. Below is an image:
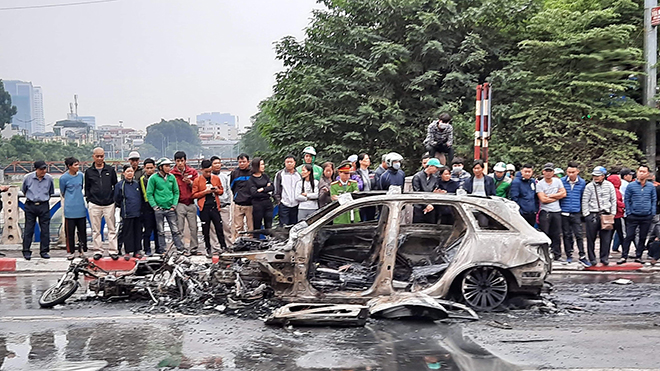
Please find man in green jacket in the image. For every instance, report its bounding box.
[490,162,512,198]
[330,161,361,224]
[296,146,323,181]
[146,157,184,252]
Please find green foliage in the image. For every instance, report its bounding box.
[0,80,17,131]
[0,136,97,164]
[143,119,202,159]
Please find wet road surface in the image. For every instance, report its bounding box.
[0,274,517,371]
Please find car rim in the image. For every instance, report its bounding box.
[461,266,508,311]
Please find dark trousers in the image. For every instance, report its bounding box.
[425,144,454,164]
[279,204,298,226]
[413,206,437,224]
[611,218,624,252]
[23,202,50,254]
[539,210,562,259]
[142,211,160,254]
[122,217,142,255]
[561,212,583,258]
[521,213,536,227]
[360,206,377,222]
[252,200,274,238]
[622,215,653,259]
[585,213,613,264]
[200,205,227,250]
[117,219,124,255]
[649,240,660,260]
[64,217,87,254]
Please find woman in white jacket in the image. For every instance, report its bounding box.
[295,164,319,220]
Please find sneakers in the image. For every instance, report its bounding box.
[578,258,592,267]
[206,249,213,259]
[566,257,573,264]
[93,253,102,260]
[617,258,627,265]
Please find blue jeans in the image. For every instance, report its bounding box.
[155,208,184,251]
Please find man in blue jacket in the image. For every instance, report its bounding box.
[560,162,586,265]
[115,165,144,260]
[462,160,496,196]
[620,165,657,264]
[509,164,538,226]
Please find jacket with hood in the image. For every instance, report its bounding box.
[84,163,118,206]
[114,178,142,218]
[170,165,199,205]
[509,173,539,215]
[560,175,586,213]
[462,175,496,196]
[607,174,625,218]
[490,174,512,198]
[230,167,253,206]
[423,120,453,147]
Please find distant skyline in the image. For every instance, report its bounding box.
[0,0,321,131]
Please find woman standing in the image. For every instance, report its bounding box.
[318,162,335,208]
[436,167,459,194]
[248,157,274,238]
[295,164,319,220]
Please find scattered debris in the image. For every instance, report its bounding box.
[265,303,369,327]
[500,338,553,343]
[486,320,513,330]
[368,292,448,320]
[611,278,634,285]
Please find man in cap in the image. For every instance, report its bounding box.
[85,147,119,260]
[489,162,512,198]
[296,146,323,180]
[506,164,516,179]
[412,158,441,223]
[560,162,586,265]
[21,161,55,260]
[330,161,361,224]
[127,151,144,180]
[554,168,565,178]
[536,163,567,261]
[582,166,617,266]
[146,158,184,252]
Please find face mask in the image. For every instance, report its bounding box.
[452,166,463,174]
[393,163,401,170]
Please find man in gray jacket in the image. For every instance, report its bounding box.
[582,166,617,266]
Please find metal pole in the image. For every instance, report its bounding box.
[644,0,657,170]
[474,85,482,161]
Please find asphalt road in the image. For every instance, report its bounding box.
[0,273,659,370]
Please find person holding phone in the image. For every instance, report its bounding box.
[192,160,226,257]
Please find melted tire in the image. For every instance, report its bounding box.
[39,280,79,308]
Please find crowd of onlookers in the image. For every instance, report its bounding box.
[3,112,659,267]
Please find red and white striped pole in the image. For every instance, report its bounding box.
[482,83,490,172]
[474,84,483,161]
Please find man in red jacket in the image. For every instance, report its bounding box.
[170,151,199,255]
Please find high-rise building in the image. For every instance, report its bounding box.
[67,113,96,129]
[32,86,45,133]
[196,112,238,127]
[196,112,239,140]
[3,80,34,134]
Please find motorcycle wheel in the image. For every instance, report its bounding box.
[39,279,79,308]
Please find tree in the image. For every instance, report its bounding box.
[0,136,97,164]
[144,119,202,158]
[491,0,655,170]
[0,80,17,131]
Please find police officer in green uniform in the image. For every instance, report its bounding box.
[330,161,361,224]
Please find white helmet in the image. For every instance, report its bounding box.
[302,146,317,156]
[493,162,507,172]
[385,152,403,168]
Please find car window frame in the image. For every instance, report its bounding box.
[461,204,515,232]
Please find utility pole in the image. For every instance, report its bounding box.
[644,0,658,170]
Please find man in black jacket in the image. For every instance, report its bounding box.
[230,153,252,242]
[412,158,441,224]
[85,147,119,260]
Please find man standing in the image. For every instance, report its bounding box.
[85,147,119,260]
[211,156,232,247]
[21,161,54,260]
[192,159,227,257]
[146,158,184,252]
[379,152,405,191]
[462,160,496,196]
[330,161,361,224]
[139,158,161,255]
[356,153,376,221]
[620,165,657,264]
[127,151,144,180]
[582,166,617,266]
[412,158,441,224]
[560,162,586,265]
[274,155,302,226]
[450,158,471,188]
[490,162,512,198]
[423,113,454,165]
[536,163,567,261]
[374,154,388,190]
[230,153,253,241]
[60,157,88,260]
[170,151,199,255]
[509,164,538,226]
[296,146,323,180]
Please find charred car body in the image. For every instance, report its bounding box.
[227,192,552,311]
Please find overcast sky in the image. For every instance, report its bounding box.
[0,0,320,131]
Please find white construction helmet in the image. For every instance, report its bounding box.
[493,162,507,172]
[128,151,140,160]
[302,146,317,156]
[385,152,403,168]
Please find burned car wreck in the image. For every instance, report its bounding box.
[227,192,552,312]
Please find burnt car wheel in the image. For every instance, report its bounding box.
[460,266,508,311]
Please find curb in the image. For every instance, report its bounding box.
[0,256,220,273]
